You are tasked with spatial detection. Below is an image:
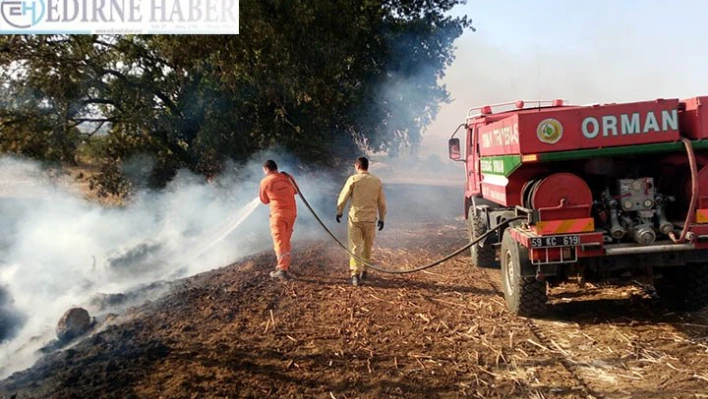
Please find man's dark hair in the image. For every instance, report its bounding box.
[263,160,278,171]
[355,156,369,171]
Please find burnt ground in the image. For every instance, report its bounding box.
[1,182,708,399]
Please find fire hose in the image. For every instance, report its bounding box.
[669,137,698,244]
[284,173,525,274]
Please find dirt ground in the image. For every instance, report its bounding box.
[2,184,708,399]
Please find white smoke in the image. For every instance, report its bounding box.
[0,151,340,379]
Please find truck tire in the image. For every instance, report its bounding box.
[500,232,547,317]
[655,263,708,311]
[469,211,498,268]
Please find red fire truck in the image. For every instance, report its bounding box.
[448,97,708,316]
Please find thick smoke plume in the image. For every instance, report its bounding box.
[0,151,341,379]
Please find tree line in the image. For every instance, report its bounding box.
[0,0,472,197]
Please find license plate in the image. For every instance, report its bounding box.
[529,234,580,248]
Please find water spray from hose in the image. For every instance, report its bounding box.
[172,197,261,274]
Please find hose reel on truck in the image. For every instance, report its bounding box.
[521,173,593,212]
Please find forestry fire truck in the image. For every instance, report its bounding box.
[447,96,708,317]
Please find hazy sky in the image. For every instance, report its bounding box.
[421,0,708,157]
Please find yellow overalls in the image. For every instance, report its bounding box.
[336,171,387,276]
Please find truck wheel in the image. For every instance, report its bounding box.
[500,232,547,317]
[469,211,498,268]
[655,263,708,311]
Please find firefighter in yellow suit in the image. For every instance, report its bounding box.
[336,156,387,286]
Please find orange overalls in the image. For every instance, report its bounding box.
[259,172,298,271]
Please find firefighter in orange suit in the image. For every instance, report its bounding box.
[259,159,298,280]
[336,156,387,286]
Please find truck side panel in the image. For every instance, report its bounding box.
[479,99,681,157]
[679,96,708,140]
[477,116,520,157]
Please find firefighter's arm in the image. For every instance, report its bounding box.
[259,180,270,204]
[336,176,354,215]
[377,184,387,222]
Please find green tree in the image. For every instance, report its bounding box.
[0,1,472,195]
